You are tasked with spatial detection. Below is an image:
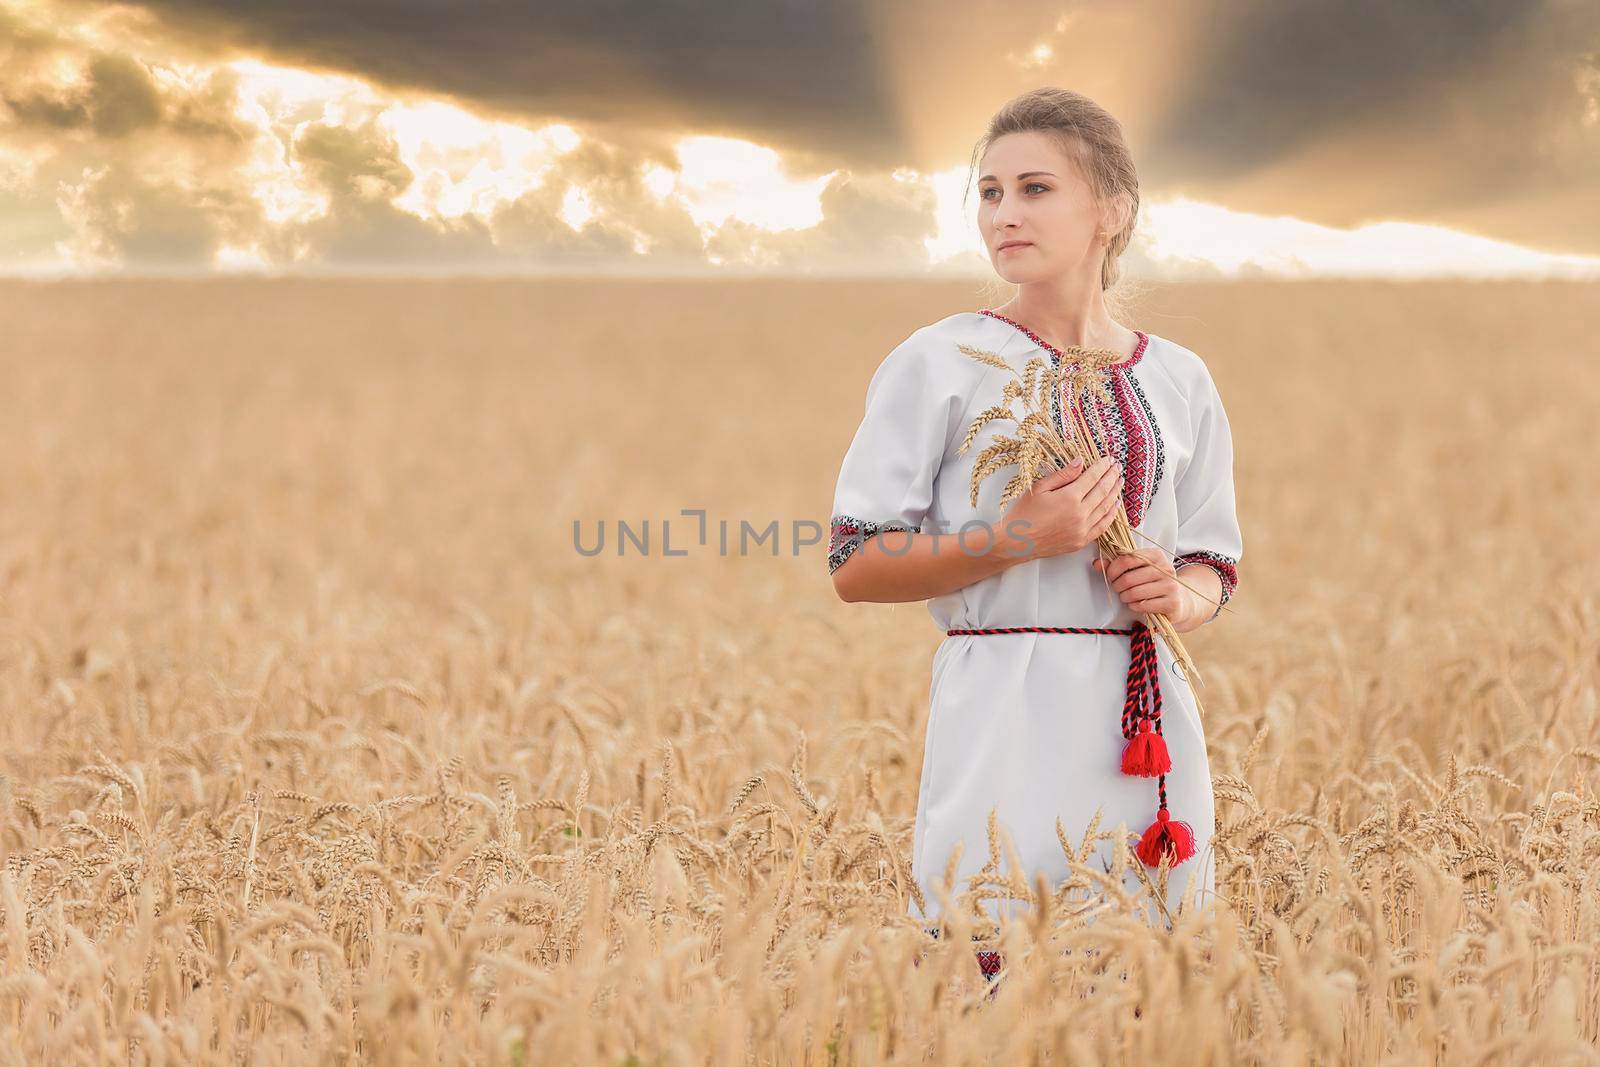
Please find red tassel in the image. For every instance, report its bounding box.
[1120,720,1171,777]
[1135,807,1196,867]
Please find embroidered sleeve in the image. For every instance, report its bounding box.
[827,334,959,577]
[1172,367,1242,624]
[1174,550,1239,623]
[827,515,919,575]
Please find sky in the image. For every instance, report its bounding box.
[2,0,1598,280]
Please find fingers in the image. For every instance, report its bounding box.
[1095,550,1162,584]
[1063,457,1117,499]
[1095,560,1177,611]
[1090,462,1124,511]
[1096,556,1148,585]
[1036,458,1086,492]
[1089,474,1123,528]
[1100,550,1152,585]
[1127,593,1177,614]
[1105,467,1125,507]
[1099,476,1124,515]
[1116,572,1169,598]
[1100,548,1163,579]
[1075,464,1121,549]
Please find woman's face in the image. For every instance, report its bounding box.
[976,131,1104,285]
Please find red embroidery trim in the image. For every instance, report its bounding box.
[1100,371,1160,528]
[827,513,918,575]
[923,928,1006,986]
[976,309,1158,526]
[976,308,1148,369]
[1173,551,1238,599]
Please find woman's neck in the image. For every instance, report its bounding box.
[989,297,1138,360]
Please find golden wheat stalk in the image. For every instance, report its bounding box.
[956,342,1217,691]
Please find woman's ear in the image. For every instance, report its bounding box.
[1101,192,1133,241]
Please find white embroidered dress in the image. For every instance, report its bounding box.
[827,309,1243,927]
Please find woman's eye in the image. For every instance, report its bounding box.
[980,184,1047,200]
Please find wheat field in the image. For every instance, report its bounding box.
[0,276,1597,1065]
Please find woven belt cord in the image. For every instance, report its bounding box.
[943,621,1196,868]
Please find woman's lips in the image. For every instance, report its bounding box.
[998,242,1032,253]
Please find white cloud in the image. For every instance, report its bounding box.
[673,136,836,233]
[1139,197,1600,279]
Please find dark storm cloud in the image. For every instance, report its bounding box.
[0,0,822,274]
[6,0,1598,269]
[64,0,912,166]
[1145,1,1534,182]
[56,0,1600,250]
[0,7,594,271]
[1136,0,1600,246]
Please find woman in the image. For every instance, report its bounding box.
[826,88,1242,957]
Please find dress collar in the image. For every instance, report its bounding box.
[977,308,1149,370]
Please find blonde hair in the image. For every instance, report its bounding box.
[966,87,1144,315]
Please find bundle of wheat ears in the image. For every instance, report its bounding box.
[956,340,1227,693]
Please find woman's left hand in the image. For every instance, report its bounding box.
[1092,547,1191,621]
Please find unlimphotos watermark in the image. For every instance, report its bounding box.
[572,509,1040,558]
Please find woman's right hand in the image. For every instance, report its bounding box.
[998,456,1124,562]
